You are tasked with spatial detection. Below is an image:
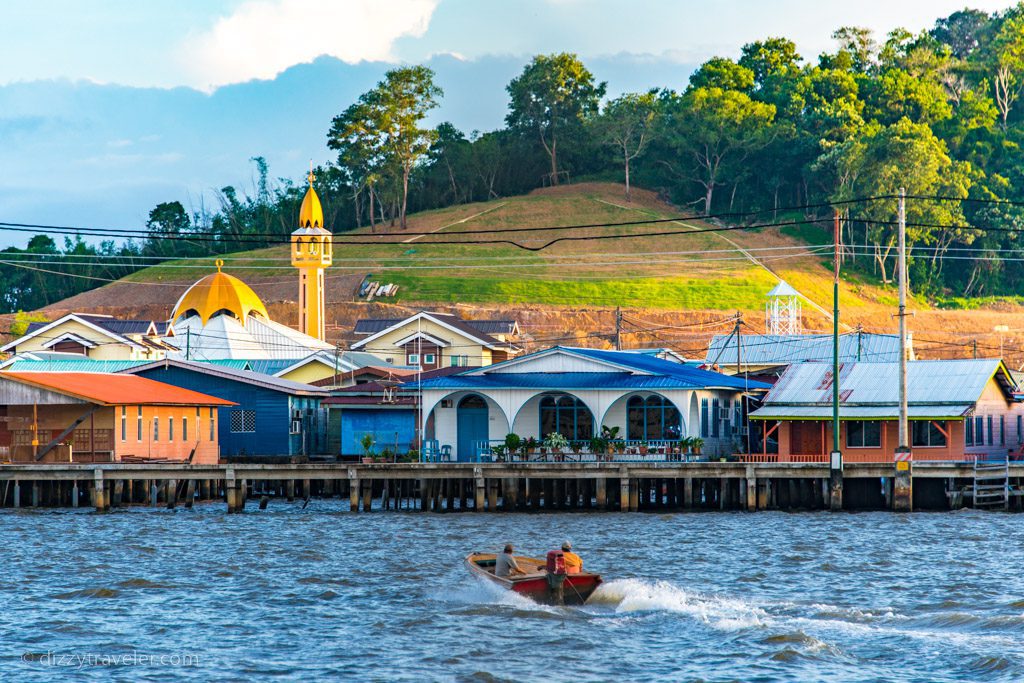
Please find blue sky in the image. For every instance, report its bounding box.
[0,0,1016,244]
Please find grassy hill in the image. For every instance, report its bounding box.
[38,182,1024,362]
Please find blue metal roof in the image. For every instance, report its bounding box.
[706,333,904,366]
[416,347,770,391]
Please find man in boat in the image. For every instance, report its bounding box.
[561,541,583,574]
[495,544,523,577]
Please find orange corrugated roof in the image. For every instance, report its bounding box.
[4,372,236,407]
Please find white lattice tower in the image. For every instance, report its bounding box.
[766,281,802,335]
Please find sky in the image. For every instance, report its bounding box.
[0,0,1017,244]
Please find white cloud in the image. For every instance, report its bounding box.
[182,0,438,91]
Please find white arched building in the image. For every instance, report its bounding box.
[417,347,770,461]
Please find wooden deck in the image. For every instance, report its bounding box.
[0,461,1020,512]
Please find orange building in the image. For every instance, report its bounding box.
[0,372,234,464]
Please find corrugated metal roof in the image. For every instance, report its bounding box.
[706,333,905,366]
[767,280,800,297]
[419,347,771,392]
[751,359,1012,419]
[2,360,148,373]
[122,359,330,395]
[751,404,974,420]
[4,372,235,406]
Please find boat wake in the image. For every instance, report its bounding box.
[586,578,768,630]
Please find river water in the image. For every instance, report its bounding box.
[3,503,1023,682]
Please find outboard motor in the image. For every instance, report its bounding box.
[546,550,566,605]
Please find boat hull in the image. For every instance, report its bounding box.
[465,553,602,605]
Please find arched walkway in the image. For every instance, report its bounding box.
[423,390,511,461]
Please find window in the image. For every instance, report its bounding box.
[137,406,143,442]
[121,406,127,442]
[209,408,215,441]
[424,353,435,365]
[626,395,682,441]
[230,409,256,433]
[1018,415,1022,445]
[711,399,721,438]
[182,416,188,442]
[168,416,174,442]
[912,421,947,448]
[847,421,882,448]
[1001,416,1006,446]
[701,398,709,438]
[975,416,984,446]
[153,416,159,442]
[196,407,201,441]
[966,418,975,447]
[539,394,594,441]
[721,399,732,437]
[408,353,420,365]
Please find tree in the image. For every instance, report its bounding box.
[688,58,754,92]
[375,66,443,229]
[932,9,991,59]
[328,65,442,230]
[739,37,802,87]
[506,53,606,185]
[592,91,659,201]
[660,87,775,214]
[989,14,1024,127]
[830,26,878,72]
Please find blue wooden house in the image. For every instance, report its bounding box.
[123,359,330,457]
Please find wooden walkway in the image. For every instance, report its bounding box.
[0,462,1019,512]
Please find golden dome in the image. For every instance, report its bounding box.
[298,170,324,229]
[171,260,269,326]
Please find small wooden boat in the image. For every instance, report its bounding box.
[465,552,602,605]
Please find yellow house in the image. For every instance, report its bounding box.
[1,313,175,361]
[350,312,521,370]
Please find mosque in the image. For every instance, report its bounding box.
[163,172,335,360]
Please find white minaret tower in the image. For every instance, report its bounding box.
[766,280,802,335]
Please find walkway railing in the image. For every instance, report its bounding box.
[732,452,1015,464]
[470,439,709,463]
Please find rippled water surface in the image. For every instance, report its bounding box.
[4,504,1024,681]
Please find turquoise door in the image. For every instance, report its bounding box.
[457,395,489,462]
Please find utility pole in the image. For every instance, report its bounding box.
[830,208,843,510]
[894,187,912,511]
[614,307,622,350]
[972,339,978,359]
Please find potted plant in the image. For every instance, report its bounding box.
[381,447,395,463]
[589,435,609,461]
[637,441,649,456]
[522,436,540,460]
[569,440,584,461]
[402,448,419,463]
[690,437,704,457]
[491,444,507,462]
[504,433,522,461]
[543,432,569,460]
[360,433,376,464]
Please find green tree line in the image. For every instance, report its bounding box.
[9,5,1024,313]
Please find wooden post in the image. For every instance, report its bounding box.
[72,481,79,508]
[166,480,177,509]
[12,481,19,508]
[529,479,541,510]
[628,479,639,512]
[93,469,108,512]
[894,462,912,511]
[362,479,373,512]
[112,480,124,508]
[31,482,40,508]
[474,468,485,511]
[184,480,196,509]
[620,474,630,512]
[349,468,360,512]
[684,478,693,509]
[487,479,498,511]
[595,477,607,508]
[286,479,295,502]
